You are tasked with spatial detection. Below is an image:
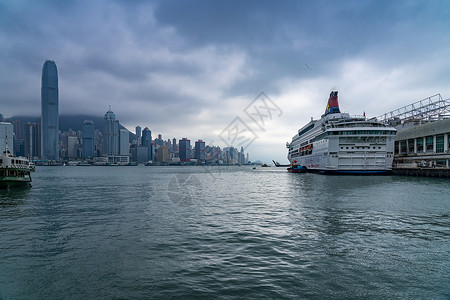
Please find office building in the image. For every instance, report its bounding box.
[119,129,129,156]
[82,120,95,158]
[41,60,59,160]
[172,138,177,152]
[67,136,78,158]
[195,140,206,160]
[24,123,41,160]
[179,138,191,162]
[135,126,141,145]
[103,108,120,155]
[142,127,154,161]
[156,145,169,163]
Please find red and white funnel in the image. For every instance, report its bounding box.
[324,91,340,115]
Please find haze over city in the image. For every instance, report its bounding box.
[1,0,450,163]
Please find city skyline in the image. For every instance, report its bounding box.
[1,1,450,163]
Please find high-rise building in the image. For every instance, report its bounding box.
[82,120,95,158]
[155,134,164,147]
[156,145,169,163]
[195,140,206,160]
[141,127,153,161]
[24,122,41,160]
[41,60,59,161]
[103,108,120,155]
[12,119,25,156]
[119,129,129,156]
[0,122,14,154]
[179,138,191,162]
[172,138,177,152]
[67,136,78,158]
[135,126,141,146]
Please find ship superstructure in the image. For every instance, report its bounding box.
[287,91,397,174]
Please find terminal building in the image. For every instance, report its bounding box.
[377,94,450,176]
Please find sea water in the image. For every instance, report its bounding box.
[0,166,449,299]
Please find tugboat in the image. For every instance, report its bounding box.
[0,130,32,188]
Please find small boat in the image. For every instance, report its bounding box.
[287,165,307,173]
[0,131,32,188]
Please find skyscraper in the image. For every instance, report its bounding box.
[135,126,141,146]
[82,120,95,158]
[24,122,41,160]
[195,140,206,160]
[103,108,119,155]
[172,138,177,152]
[179,138,191,162]
[67,136,78,158]
[41,60,59,160]
[119,129,129,156]
[142,127,153,161]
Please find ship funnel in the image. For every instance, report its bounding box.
[325,91,340,115]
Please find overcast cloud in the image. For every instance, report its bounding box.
[1,0,449,163]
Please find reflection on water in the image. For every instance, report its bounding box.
[0,187,30,207]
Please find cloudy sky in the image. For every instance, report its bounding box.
[1,0,449,163]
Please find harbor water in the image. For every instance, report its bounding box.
[0,166,449,299]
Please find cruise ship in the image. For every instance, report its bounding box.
[287,91,397,174]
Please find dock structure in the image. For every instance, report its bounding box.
[378,94,450,177]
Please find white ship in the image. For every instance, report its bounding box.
[287,91,397,174]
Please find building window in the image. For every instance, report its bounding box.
[436,135,444,153]
[426,136,433,153]
[407,139,415,154]
[400,141,407,154]
[416,138,424,153]
[436,160,446,167]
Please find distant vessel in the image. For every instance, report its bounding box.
[0,131,32,188]
[272,160,289,167]
[287,91,397,174]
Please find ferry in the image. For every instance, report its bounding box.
[0,134,32,188]
[287,91,397,174]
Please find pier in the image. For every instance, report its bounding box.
[378,94,450,178]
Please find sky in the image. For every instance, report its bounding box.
[1,0,450,163]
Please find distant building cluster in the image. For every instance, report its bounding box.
[0,60,250,166]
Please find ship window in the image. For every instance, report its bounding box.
[351,147,354,149]
[0,159,2,164]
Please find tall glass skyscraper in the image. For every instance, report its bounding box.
[142,127,153,161]
[82,120,95,158]
[179,138,191,162]
[41,60,59,160]
[103,109,119,155]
